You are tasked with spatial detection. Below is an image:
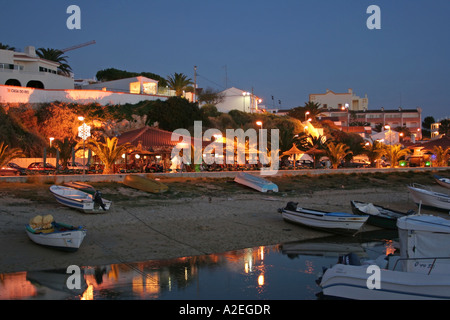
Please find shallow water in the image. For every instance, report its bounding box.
[0,230,397,300]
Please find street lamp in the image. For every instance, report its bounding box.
[305,111,310,121]
[384,125,391,146]
[78,117,91,175]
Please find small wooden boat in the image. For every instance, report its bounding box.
[407,183,450,211]
[49,185,111,213]
[123,174,168,193]
[234,172,278,193]
[434,175,450,189]
[278,202,368,235]
[63,181,96,195]
[26,216,86,251]
[350,200,414,229]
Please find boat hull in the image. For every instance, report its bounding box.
[123,174,168,193]
[26,223,86,251]
[234,172,278,193]
[407,185,450,211]
[350,200,411,229]
[50,185,111,213]
[320,264,450,300]
[280,205,368,235]
[434,175,450,189]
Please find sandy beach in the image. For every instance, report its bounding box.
[0,170,448,274]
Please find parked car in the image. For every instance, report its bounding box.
[27,162,57,173]
[295,159,314,168]
[66,162,89,171]
[351,159,371,168]
[7,162,27,175]
[0,166,20,176]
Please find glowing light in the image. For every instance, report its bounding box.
[258,274,265,286]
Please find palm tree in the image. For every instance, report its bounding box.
[52,137,78,168]
[324,141,353,169]
[297,133,327,168]
[433,146,450,167]
[363,139,386,167]
[0,43,15,51]
[0,142,24,167]
[384,144,410,168]
[80,137,134,174]
[36,48,72,76]
[166,73,193,96]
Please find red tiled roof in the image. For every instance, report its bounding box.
[408,135,450,151]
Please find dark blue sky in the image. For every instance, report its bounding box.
[2,0,449,120]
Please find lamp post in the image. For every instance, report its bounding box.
[305,111,310,121]
[78,116,91,175]
[384,125,391,146]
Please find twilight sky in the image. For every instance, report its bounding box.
[2,0,449,120]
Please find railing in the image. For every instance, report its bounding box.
[392,256,450,275]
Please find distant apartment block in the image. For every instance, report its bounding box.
[0,46,74,90]
[309,88,368,111]
[215,87,263,113]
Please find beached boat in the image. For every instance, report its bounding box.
[407,183,450,211]
[234,172,278,193]
[63,181,96,195]
[278,202,368,235]
[350,200,414,229]
[123,174,168,193]
[434,175,450,189]
[26,216,87,251]
[318,214,450,300]
[49,185,111,213]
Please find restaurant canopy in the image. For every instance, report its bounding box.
[117,125,207,155]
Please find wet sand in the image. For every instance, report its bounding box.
[0,173,447,274]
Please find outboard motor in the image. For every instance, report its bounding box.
[93,191,106,211]
[337,252,361,266]
[285,202,298,211]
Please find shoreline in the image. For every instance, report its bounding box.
[0,170,449,274]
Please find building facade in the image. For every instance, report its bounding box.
[214,87,262,113]
[309,88,368,111]
[0,46,74,90]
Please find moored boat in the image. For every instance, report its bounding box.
[278,202,368,235]
[26,215,86,251]
[234,172,278,193]
[434,175,450,189]
[63,181,96,195]
[350,200,414,229]
[407,183,450,211]
[49,185,111,213]
[123,174,169,193]
[318,214,450,300]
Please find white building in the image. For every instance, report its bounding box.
[0,46,74,89]
[82,76,159,95]
[309,88,368,111]
[215,87,263,113]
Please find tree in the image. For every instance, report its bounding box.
[36,48,72,76]
[433,146,450,167]
[439,119,450,136]
[421,116,435,139]
[198,87,225,105]
[0,43,15,51]
[384,144,410,168]
[166,73,193,96]
[363,139,386,167]
[52,137,78,168]
[0,142,24,168]
[296,133,327,168]
[324,141,352,169]
[81,137,134,174]
[288,101,325,122]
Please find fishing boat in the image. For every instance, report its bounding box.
[26,215,87,251]
[278,202,368,235]
[407,183,450,211]
[350,200,414,229]
[434,175,450,189]
[63,181,96,195]
[234,172,278,193]
[49,185,111,213]
[123,174,168,193]
[318,215,450,300]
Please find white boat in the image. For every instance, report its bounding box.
[407,183,450,211]
[49,185,111,213]
[26,221,87,251]
[278,202,368,235]
[318,214,450,300]
[234,172,278,193]
[435,175,450,189]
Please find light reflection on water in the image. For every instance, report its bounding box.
[0,231,397,300]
